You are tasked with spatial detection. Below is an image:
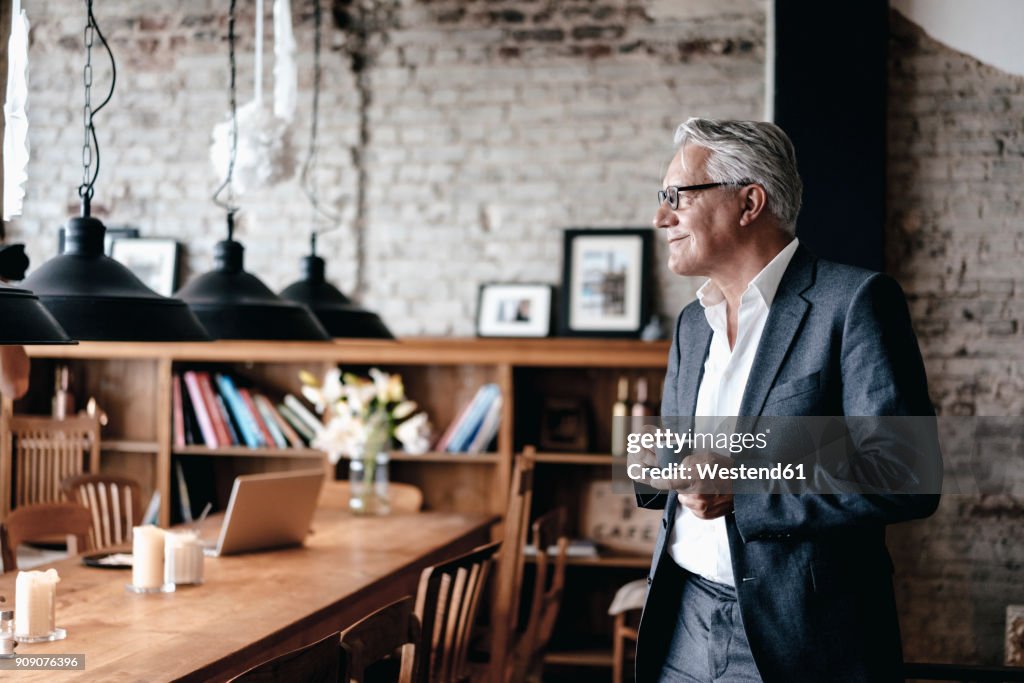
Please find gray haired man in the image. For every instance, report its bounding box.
[636,118,939,682]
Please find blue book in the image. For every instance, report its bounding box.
[447,384,499,453]
[216,374,264,448]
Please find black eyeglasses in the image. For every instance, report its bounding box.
[657,182,729,210]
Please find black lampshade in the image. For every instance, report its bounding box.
[279,255,393,339]
[0,283,75,345]
[177,239,330,341]
[21,216,210,342]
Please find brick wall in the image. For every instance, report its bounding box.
[887,11,1024,665]
[9,0,765,335]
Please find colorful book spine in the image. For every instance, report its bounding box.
[447,384,500,453]
[467,394,503,454]
[215,394,241,446]
[264,397,305,448]
[254,394,290,448]
[283,394,324,436]
[197,372,231,447]
[278,402,316,443]
[239,388,276,447]
[183,371,218,447]
[215,374,264,448]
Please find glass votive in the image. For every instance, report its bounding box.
[14,569,66,642]
[127,525,174,594]
[164,530,204,586]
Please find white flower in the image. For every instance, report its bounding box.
[313,412,366,464]
[392,400,417,420]
[394,412,431,455]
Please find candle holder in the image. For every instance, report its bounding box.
[14,626,67,643]
[125,583,175,594]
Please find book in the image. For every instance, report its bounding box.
[215,374,261,448]
[254,394,291,448]
[447,384,500,453]
[197,372,232,447]
[142,491,161,526]
[262,395,306,448]
[467,394,503,454]
[239,388,276,447]
[215,394,241,446]
[278,402,316,443]
[181,378,201,445]
[183,371,218,447]
[172,374,186,448]
[434,395,475,452]
[283,394,323,436]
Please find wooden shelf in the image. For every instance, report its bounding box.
[25,338,670,368]
[531,452,617,466]
[102,439,159,454]
[172,446,323,458]
[388,451,499,464]
[544,648,614,668]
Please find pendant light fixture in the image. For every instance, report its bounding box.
[20,1,209,342]
[0,242,74,344]
[278,0,393,339]
[175,0,329,341]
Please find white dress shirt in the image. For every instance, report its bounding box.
[667,238,800,585]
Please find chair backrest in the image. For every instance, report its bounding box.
[8,414,101,510]
[510,507,570,683]
[341,596,420,683]
[230,631,343,683]
[489,450,535,683]
[318,480,424,513]
[0,502,93,572]
[402,542,501,683]
[61,473,143,551]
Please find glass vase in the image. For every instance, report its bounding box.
[348,451,390,515]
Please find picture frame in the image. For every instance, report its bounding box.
[560,228,652,338]
[476,283,553,338]
[538,397,591,452]
[110,238,180,296]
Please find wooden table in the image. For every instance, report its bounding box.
[0,509,496,681]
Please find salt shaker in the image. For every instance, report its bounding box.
[0,609,17,658]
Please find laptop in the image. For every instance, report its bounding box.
[203,469,325,557]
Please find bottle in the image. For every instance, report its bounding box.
[631,377,651,418]
[52,365,75,420]
[611,376,629,457]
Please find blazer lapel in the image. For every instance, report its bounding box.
[738,245,816,417]
[677,311,712,417]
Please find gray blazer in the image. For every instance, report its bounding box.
[636,245,940,683]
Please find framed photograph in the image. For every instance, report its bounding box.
[476,283,553,338]
[110,238,180,296]
[560,228,652,338]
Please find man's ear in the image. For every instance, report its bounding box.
[737,185,768,227]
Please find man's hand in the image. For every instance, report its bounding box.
[678,450,734,520]
[627,425,676,491]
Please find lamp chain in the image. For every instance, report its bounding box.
[77,0,116,216]
[301,0,342,253]
[212,0,240,221]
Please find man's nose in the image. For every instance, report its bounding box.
[653,201,677,229]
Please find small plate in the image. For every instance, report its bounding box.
[82,551,133,569]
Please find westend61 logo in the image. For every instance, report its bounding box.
[625,427,769,455]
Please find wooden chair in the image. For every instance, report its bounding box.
[0,502,92,572]
[509,508,569,683]
[62,473,143,551]
[230,631,344,683]
[401,542,501,683]
[6,414,101,511]
[489,450,535,683]
[341,596,420,683]
[318,479,424,513]
[608,579,647,683]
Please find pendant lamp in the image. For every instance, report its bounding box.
[20,1,209,342]
[175,0,328,342]
[0,244,74,344]
[278,0,393,339]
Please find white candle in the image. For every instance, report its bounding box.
[164,531,204,585]
[15,569,59,637]
[132,525,165,589]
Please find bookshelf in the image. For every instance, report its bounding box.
[9,337,668,676]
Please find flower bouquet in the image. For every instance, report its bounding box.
[300,367,431,514]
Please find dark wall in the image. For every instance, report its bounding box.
[773,0,888,272]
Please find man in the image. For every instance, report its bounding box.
[635,118,939,683]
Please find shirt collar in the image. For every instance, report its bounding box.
[696,238,800,310]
